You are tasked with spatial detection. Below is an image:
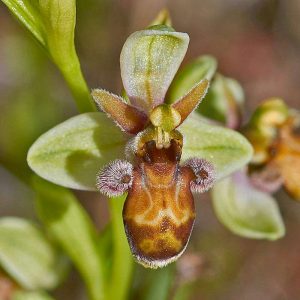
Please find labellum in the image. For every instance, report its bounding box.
[93,27,216,268]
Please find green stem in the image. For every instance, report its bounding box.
[59,61,97,113]
[32,176,106,300]
[173,282,193,300]
[108,195,133,300]
[143,266,175,300]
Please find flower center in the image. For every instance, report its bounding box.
[149,104,182,149]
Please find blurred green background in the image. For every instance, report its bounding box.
[0,0,300,299]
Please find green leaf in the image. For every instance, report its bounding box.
[173,283,193,300]
[38,0,75,65]
[212,172,285,240]
[97,224,113,278]
[167,55,217,103]
[2,0,95,113]
[0,217,67,290]
[33,177,106,300]
[107,195,133,300]
[120,28,189,113]
[27,112,128,191]
[180,114,253,179]
[38,0,96,113]
[2,0,77,67]
[13,291,55,300]
[1,0,45,45]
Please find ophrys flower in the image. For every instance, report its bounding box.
[27,24,252,269]
[93,25,215,268]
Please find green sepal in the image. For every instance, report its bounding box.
[212,171,285,240]
[242,98,289,164]
[28,112,253,190]
[197,74,245,128]
[167,55,217,103]
[120,28,189,113]
[180,114,253,180]
[27,112,128,191]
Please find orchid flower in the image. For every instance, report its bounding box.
[27,25,253,268]
[92,26,216,268]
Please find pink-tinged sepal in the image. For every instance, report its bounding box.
[172,79,209,126]
[92,89,148,134]
[249,163,283,194]
[96,160,133,197]
[184,158,215,193]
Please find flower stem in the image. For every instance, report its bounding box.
[108,195,133,300]
[59,61,97,113]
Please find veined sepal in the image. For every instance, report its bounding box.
[212,170,285,240]
[180,114,253,180]
[120,28,189,113]
[27,112,129,191]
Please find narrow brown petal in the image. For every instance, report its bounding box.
[92,89,148,134]
[172,79,209,126]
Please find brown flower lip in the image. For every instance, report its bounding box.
[93,29,215,268]
[97,130,216,268]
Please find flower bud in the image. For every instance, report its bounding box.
[243,98,289,165]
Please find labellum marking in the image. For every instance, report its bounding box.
[97,126,215,268]
[122,132,214,268]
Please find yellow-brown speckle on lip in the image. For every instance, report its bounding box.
[123,159,195,268]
